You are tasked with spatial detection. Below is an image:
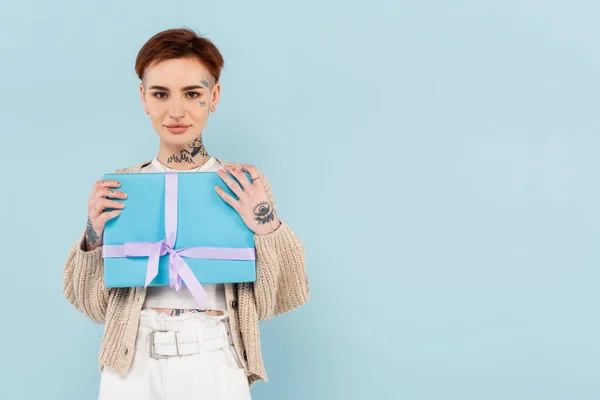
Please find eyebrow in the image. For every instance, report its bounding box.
[149,85,205,91]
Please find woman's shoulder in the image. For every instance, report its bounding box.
[214,158,268,180]
[214,157,243,168]
[113,160,151,174]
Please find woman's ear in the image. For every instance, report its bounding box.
[139,83,149,114]
[210,82,221,113]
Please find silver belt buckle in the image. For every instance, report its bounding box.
[148,329,170,359]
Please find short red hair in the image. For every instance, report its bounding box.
[135,28,225,83]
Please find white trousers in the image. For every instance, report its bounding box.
[98,309,252,400]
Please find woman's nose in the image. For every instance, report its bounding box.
[168,99,185,118]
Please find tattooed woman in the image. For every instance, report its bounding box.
[62,28,309,400]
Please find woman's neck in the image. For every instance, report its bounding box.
[157,134,211,171]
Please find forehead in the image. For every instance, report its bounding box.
[144,57,212,84]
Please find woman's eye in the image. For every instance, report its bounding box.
[152,92,199,99]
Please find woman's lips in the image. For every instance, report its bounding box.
[166,125,189,134]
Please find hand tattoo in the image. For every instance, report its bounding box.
[253,201,275,224]
[86,217,99,245]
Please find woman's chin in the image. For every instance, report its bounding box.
[159,131,197,145]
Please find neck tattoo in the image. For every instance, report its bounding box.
[166,134,208,167]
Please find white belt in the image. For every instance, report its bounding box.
[135,322,234,359]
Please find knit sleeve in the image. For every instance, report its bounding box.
[61,166,130,324]
[252,175,310,321]
[62,228,109,324]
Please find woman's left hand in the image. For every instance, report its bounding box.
[215,164,282,236]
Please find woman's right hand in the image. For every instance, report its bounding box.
[85,179,127,251]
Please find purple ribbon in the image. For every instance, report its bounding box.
[103,172,256,308]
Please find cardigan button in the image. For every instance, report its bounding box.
[231,300,238,309]
[242,350,247,360]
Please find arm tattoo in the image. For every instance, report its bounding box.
[253,201,275,224]
[166,134,208,165]
[86,217,99,245]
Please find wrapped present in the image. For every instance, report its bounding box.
[101,171,256,308]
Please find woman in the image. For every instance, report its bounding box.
[62,28,309,400]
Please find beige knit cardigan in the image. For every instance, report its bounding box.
[61,158,309,386]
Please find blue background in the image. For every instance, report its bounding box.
[0,0,599,399]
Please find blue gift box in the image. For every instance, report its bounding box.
[101,171,256,298]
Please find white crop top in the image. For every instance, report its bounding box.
[140,156,227,311]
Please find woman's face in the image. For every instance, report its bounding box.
[139,57,221,147]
